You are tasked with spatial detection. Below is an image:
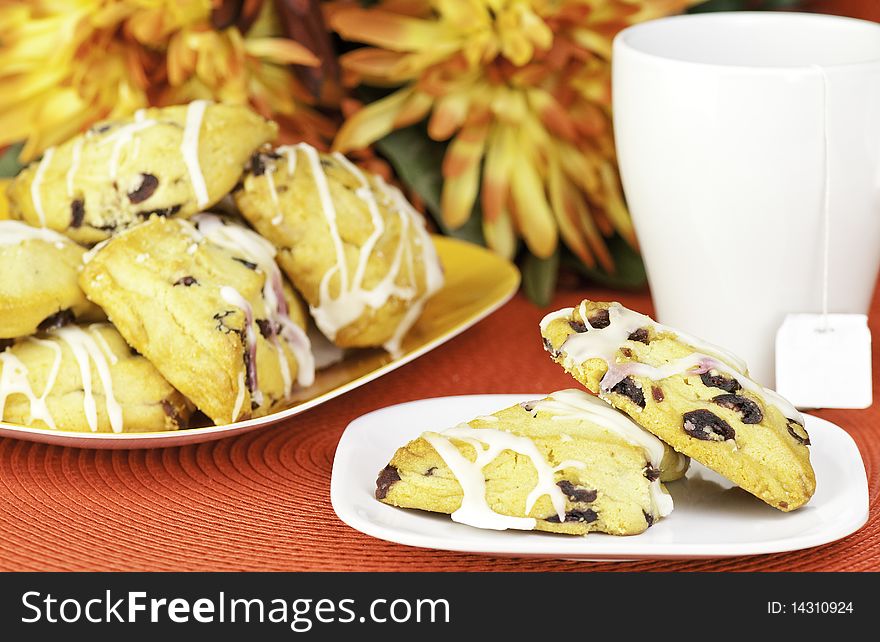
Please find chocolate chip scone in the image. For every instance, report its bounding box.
[7,102,277,244]
[0,221,104,339]
[541,300,815,511]
[377,389,689,535]
[0,323,190,433]
[79,215,314,425]
[233,144,444,355]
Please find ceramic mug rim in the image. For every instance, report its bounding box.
[615,11,880,72]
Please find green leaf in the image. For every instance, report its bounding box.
[0,143,23,178]
[375,123,485,246]
[564,235,647,290]
[522,250,560,307]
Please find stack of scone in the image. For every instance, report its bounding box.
[376,300,815,536]
[0,101,444,433]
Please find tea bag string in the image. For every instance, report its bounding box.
[815,64,831,333]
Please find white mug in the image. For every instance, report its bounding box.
[612,12,880,386]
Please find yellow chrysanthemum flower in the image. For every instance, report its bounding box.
[0,0,331,163]
[330,0,699,267]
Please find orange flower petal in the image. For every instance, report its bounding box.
[337,47,440,86]
[482,208,518,260]
[599,160,637,247]
[527,88,578,143]
[393,90,433,128]
[440,122,488,228]
[548,156,592,266]
[480,126,515,222]
[428,91,470,140]
[333,87,413,152]
[510,146,557,258]
[331,8,449,52]
[244,37,320,67]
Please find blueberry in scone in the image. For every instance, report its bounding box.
[377,389,689,535]
[541,300,815,511]
[78,215,314,425]
[0,323,190,433]
[6,102,278,244]
[0,221,104,339]
[233,143,444,355]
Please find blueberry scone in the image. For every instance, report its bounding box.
[0,221,104,339]
[7,102,277,244]
[377,389,689,535]
[0,323,190,433]
[233,144,444,355]
[541,300,815,511]
[79,215,314,425]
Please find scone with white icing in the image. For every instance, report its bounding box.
[79,214,314,425]
[541,300,815,511]
[233,144,444,355]
[377,389,689,536]
[0,221,104,339]
[6,102,277,245]
[0,323,190,433]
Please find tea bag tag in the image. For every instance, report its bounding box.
[775,67,873,410]
[775,313,872,409]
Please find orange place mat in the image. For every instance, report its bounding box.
[0,284,878,572]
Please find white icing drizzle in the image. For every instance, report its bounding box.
[29,338,63,428]
[230,370,246,425]
[532,389,667,465]
[423,424,584,531]
[379,181,444,356]
[545,303,804,425]
[0,220,70,247]
[81,237,111,264]
[194,214,315,392]
[539,306,574,333]
[1,327,128,432]
[66,137,84,197]
[130,136,142,165]
[531,389,678,517]
[220,285,261,410]
[265,166,283,225]
[100,119,158,180]
[181,100,210,207]
[280,144,443,358]
[0,347,57,429]
[54,326,123,433]
[30,147,55,227]
[89,324,118,366]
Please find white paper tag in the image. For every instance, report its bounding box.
[775,313,872,409]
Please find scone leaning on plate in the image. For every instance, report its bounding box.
[0,220,104,339]
[0,323,191,433]
[233,144,443,355]
[541,300,815,511]
[7,102,277,244]
[377,389,689,536]
[79,214,314,425]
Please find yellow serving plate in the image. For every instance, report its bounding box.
[0,236,520,448]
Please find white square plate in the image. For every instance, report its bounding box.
[331,394,869,560]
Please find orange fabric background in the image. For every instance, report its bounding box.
[0,283,877,571]
[807,0,880,21]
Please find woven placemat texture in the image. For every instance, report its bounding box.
[0,286,877,571]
